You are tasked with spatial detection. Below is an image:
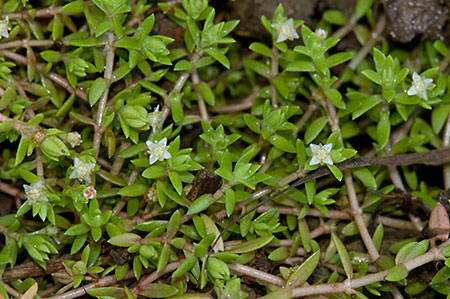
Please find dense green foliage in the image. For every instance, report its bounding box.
[1,0,450,298]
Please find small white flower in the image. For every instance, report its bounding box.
[24,180,49,204]
[315,28,327,40]
[0,17,9,39]
[271,18,299,43]
[82,186,97,200]
[69,157,96,183]
[67,132,82,147]
[148,105,163,133]
[407,72,433,101]
[310,143,333,166]
[146,137,171,165]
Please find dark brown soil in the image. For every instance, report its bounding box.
[381,0,449,42]
[224,0,450,44]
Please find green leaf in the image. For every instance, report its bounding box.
[187,194,214,215]
[157,243,171,273]
[140,283,178,298]
[168,171,183,195]
[327,164,343,181]
[68,37,105,47]
[327,52,352,68]
[207,257,230,280]
[142,165,166,179]
[60,0,85,13]
[287,250,321,287]
[89,78,108,107]
[305,116,328,144]
[118,184,147,197]
[65,223,90,236]
[331,233,352,279]
[269,134,296,153]
[352,167,377,189]
[432,266,450,284]
[377,110,390,149]
[249,42,271,57]
[87,287,124,298]
[286,60,315,72]
[268,247,290,262]
[323,10,347,25]
[325,88,345,109]
[386,264,409,281]
[108,233,142,247]
[166,210,181,239]
[228,235,274,253]
[205,47,230,69]
[395,240,429,264]
[432,104,450,134]
[362,69,381,85]
[372,224,384,252]
[174,59,193,71]
[15,137,30,166]
[197,82,215,106]
[225,188,235,217]
[355,0,374,19]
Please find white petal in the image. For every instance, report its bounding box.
[162,151,171,159]
[2,32,8,38]
[323,156,333,165]
[83,175,91,184]
[407,86,417,96]
[149,155,158,165]
[34,180,44,189]
[277,34,286,43]
[74,157,82,167]
[310,156,320,165]
[323,143,333,152]
[158,137,167,146]
[69,170,78,179]
[310,144,320,153]
[146,140,155,150]
[420,90,428,101]
[87,163,96,171]
[412,72,420,82]
[154,105,160,112]
[424,78,433,85]
[23,185,31,193]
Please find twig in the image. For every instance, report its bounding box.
[132,260,184,297]
[191,69,209,122]
[4,6,73,19]
[0,50,87,101]
[289,240,449,297]
[0,39,56,50]
[228,264,285,286]
[93,32,115,159]
[293,103,318,136]
[208,87,259,113]
[270,47,279,107]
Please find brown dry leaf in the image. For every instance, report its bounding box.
[20,282,38,299]
[429,203,450,241]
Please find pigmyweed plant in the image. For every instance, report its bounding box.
[1,0,450,298]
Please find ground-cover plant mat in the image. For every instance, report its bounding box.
[1,0,450,298]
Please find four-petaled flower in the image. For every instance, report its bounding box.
[70,157,96,184]
[148,105,164,133]
[271,19,299,43]
[407,72,433,101]
[24,180,49,204]
[0,17,9,39]
[146,137,171,165]
[310,143,333,166]
[83,186,97,200]
[67,132,83,147]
